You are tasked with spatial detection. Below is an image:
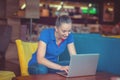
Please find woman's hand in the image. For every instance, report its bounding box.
[59,66,69,73]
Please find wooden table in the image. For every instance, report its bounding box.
[13,72,119,80]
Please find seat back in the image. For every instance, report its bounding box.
[15,39,38,76]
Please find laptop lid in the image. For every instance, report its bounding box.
[57,53,99,77]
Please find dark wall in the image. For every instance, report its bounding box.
[0,0,6,18]
[114,0,120,23]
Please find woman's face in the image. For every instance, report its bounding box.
[55,23,72,40]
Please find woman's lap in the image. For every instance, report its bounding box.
[28,61,70,74]
[28,63,48,74]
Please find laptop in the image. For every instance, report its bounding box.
[56,53,99,77]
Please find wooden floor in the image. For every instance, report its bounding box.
[0,43,21,77]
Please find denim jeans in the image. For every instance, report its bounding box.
[28,61,70,74]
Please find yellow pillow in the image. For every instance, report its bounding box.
[0,71,15,80]
[102,35,120,38]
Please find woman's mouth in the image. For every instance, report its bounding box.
[63,36,68,39]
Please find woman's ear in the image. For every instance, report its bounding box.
[55,26,58,32]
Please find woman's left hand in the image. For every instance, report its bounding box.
[59,66,69,73]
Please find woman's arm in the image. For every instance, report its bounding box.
[37,41,63,70]
[67,42,77,55]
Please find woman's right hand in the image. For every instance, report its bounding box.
[59,66,69,73]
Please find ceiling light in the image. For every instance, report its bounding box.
[21,3,26,10]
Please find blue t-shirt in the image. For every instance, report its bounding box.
[28,28,74,66]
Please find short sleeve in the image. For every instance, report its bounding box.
[38,29,49,44]
[67,33,74,44]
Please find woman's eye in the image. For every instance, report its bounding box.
[62,30,71,33]
[62,30,66,33]
[69,30,71,33]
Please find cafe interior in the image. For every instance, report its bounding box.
[0,0,120,79]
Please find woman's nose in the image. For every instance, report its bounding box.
[65,32,70,36]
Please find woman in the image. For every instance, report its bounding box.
[28,15,76,74]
